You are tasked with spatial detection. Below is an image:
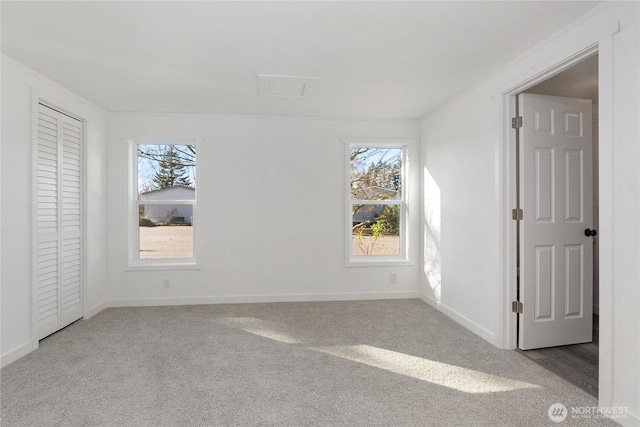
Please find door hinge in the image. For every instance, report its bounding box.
[512,208,523,220]
[512,116,523,129]
[512,301,523,314]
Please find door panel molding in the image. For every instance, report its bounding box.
[519,93,593,350]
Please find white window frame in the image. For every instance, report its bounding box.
[128,137,201,270]
[345,139,411,266]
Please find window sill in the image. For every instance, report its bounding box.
[126,262,200,272]
[346,258,412,268]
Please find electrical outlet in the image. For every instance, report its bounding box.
[390,273,397,284]
[163,278,170,289]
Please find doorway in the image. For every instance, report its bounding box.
[514,54,599,397]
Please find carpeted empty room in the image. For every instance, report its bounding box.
[3,1,639,425]
[0,299,613,426]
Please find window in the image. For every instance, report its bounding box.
[346,140,409,265]
[130,140,198,268]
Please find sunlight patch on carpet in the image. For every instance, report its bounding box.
[311,344,540,394]
[216,317,301,344]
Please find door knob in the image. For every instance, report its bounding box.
[584,229,598,237]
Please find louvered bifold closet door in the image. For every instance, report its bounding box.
[36,104,61,338]
[60,114,82,326]
[35,103,83,339]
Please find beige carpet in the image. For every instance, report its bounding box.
[0,299,616,426]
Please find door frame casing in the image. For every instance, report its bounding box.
[498,22,618,409]
[30,89,87,349]
[498,44,600,349]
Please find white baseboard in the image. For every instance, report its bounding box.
[616,411,639,427]
[419,292,495,345]
[1,341,34,368]
[85,301,108,319]
[2,300,108,368]
[109,291,420,308]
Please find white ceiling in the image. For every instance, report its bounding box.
[1,1,603,119]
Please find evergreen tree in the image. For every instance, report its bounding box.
[152,146,192,189]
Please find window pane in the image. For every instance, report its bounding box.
[138,144,196,200]
[139,204,193,259]
[352,204,400,256]
[350,147,401,200]
[139,203,193,225]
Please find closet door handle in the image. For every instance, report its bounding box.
[584,229,597,237]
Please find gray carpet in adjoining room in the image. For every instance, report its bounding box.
[0,299,616,426]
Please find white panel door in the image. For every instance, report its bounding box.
[34,103,83,339]
[518,94,594,350]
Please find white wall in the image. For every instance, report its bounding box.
[420,91,500,343]
[420,2,639,423]
[1,56,109,367]
[108,113,420,305]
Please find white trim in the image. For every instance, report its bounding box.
[596,33,614,411]
[121,134,205,145]
[419,293,496,345]
[108,291,420,307]
[498,23,619,408]
[348,199,402,206]
[128,256,200,269]
[344,139,412,266]
[498,45,600,350]
[80,99,90,328]
[0,45,2,374]
[30,91,39,351]
[497,81,519,351]
[85,301,108,319]
[128,138,201,269]
[137,200,194,206]
[125,264,200,272]
[343,138,416,147]
[347,259,413,268]
[2,301,106,368]
[1,342,34,368]
[616,412,640,427]
[498,50,602,347]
